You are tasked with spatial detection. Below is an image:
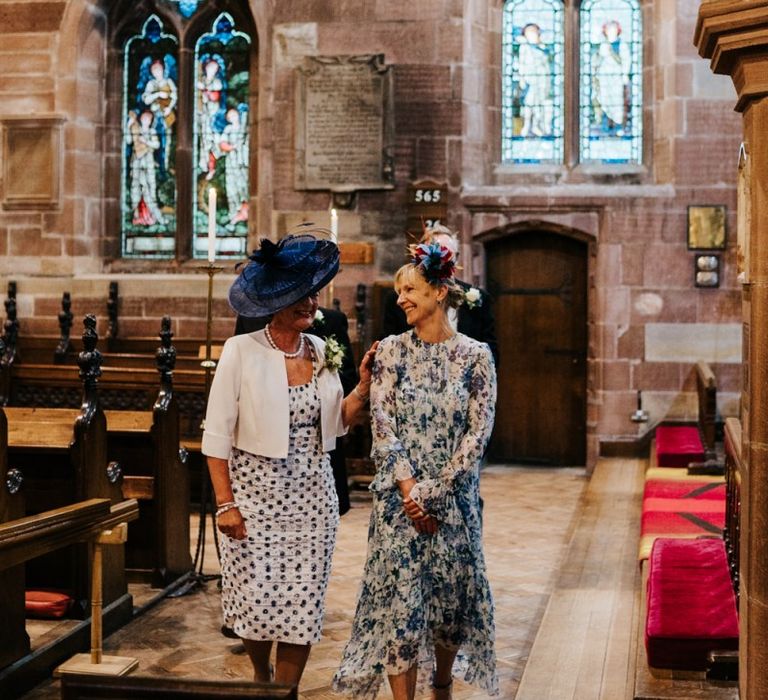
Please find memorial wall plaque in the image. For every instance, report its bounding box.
[295,54,394,192]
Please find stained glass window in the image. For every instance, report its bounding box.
[579,0,642,163]
[502,0,565,164]
[169,0,200,18]
[122,15,179,258]
[193,13,251,260]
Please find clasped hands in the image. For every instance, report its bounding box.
[399,477,438,535]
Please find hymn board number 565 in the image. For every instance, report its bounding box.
[406,181,447,239]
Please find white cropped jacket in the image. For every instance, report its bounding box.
[201,330,346,460]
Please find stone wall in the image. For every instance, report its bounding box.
[0,0,743,464]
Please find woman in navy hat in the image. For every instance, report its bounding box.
[202,231,377,688]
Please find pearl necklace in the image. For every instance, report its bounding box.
[265,324,305,358]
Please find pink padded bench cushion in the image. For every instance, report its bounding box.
[655,426,705,467]
[645,538,738,671]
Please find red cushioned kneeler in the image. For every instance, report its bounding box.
[645,538,738,671]
[655,426,705,467]
[641,503,724,537]
[643,479,726,502]
[25,590,73,619]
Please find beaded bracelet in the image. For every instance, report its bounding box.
[215,501,239,518]
[353,386,369,403]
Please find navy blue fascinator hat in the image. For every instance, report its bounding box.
[229,233,340,317]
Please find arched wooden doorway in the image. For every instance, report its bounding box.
[486,231,588,465]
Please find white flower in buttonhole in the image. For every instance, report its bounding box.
[314,309,325,326]
[323,335,345,372]
[464,287,482,309]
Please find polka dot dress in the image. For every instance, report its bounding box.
[220,375,339,645]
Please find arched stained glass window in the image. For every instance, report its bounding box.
[579,0,642,163]
[193,13,251,260]
[122,15,179,258]
[502,0,565,164]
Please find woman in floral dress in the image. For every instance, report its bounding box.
[334,242,498,700]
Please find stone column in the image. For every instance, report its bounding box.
[695,3,768,698]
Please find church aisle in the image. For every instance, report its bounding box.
[515,458,645,700]
[19,466,587,700]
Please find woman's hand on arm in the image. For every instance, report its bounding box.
[207,456,247,540]
[341,341,379,426]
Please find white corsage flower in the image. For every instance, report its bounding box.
[464,287,482,309]
[323,335,345,372]
[314,309,325,326]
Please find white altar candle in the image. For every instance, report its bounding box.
[207,187,217,263]
[330,208,338,243]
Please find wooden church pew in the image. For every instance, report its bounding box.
[0,302,209,440]
[3,316,129,618]
[0,498,139,697]
[5,317,192,588]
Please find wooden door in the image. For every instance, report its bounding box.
[486,232,588,465]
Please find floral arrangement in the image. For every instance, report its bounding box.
[409,242,456,285]
[314,309,325,326]
[323,335,345,372]
[464,287,482,309]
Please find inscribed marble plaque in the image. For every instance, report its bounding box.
[295,55,394,191]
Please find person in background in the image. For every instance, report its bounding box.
[380,224,498,365]
[235,304,358,514]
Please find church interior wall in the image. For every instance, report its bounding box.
[0,0,744,455]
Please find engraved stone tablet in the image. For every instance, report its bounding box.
[295,55,394,191]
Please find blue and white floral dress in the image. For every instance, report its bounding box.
[333,331,498,698]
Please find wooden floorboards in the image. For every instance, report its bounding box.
[516,457,645,700]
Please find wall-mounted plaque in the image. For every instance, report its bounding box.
[295,55,394,192]
[1,115,64,210]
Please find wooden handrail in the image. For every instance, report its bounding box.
[0,498,139,571]
[724,416,742,599]
[695,360,716,389]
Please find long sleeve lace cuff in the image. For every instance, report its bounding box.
[408,478,447,514]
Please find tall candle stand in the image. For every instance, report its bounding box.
[201,261,222,397]
[171,260,223,598]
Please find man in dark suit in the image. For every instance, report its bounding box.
[380,225,498,364]
[234,306,357,515]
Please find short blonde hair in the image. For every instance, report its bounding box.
[394,263,465,309]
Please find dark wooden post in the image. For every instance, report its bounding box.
[152,317,191,585]
[54,292,74,364]
[3,282,18,366]
[0,406,28,668]
[106,281,119,347]
[73,315,126,606]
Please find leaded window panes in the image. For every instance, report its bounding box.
[193,13,251,260]
[168,0,200,18]
[122,15,178,258]
[118,5,253,261]
[579,0,642,163]
[502,0,565,164]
